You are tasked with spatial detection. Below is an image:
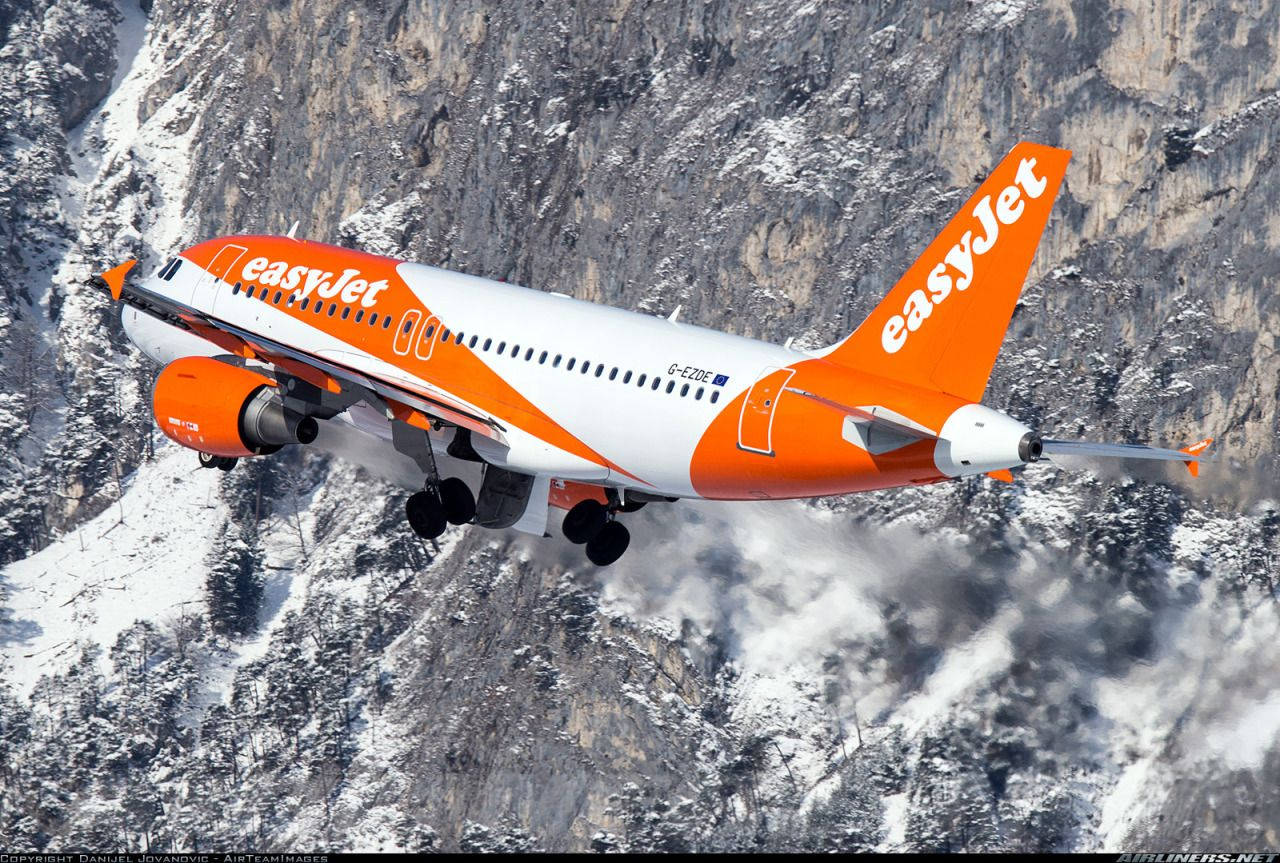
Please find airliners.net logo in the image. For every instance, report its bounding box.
[1116,854,1278,862]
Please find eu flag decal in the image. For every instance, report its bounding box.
[712,374,729,386]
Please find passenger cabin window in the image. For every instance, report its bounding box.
[651,377,661,390]
[369,312,378,326]
[666,380,675,394]
[483,338,491,351]
[609,367,618,381]
[341,307,350,319]
[232,282,242,295]
[695,387,704,400]
[355,310,364,323]
[680,383,689,397]
[553,354,562,367]
[273,291,282,304]
[566,358,576,371]
[594,364,604,378]
[637,374,646,387]
[538,351,548,364]
[383,316,392,329]
[623,371,632,384]
[498,341,506,353]
[300,298,310,310]
[524,348,533,361]
[710,390,720,404]
[327,304,336,316]
[260,286,269,300]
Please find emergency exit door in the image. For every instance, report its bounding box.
[737,367,794,455]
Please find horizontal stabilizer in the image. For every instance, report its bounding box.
[1041,437,1213,476]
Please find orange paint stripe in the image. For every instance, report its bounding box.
[182,235,652,486]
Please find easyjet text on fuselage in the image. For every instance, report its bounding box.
[240,256,391,308]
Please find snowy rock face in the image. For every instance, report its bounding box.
[2,0,1279,852]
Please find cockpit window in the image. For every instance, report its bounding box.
[158,258,183,281]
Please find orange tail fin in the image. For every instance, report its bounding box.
[822,142,1071,402]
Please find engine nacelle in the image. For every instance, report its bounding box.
[153,356,318,458]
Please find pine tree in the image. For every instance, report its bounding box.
[204,520,263,636]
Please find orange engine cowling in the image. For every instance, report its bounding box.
[152,356,318,458]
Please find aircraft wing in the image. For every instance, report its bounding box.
[89,260,509,445]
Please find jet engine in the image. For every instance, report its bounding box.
[152,356,318,457]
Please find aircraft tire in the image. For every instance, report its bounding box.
[439,477,476,525]
[406,491,447,540]
[586,521,630,567]
[563,500,607,544]
[198,451,220,469]
[217,457,238,472]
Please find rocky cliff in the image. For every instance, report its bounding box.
[1,0,1278,852]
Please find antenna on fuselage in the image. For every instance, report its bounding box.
[286,220,301,241]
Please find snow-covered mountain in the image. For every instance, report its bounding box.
[2,0,1278,851]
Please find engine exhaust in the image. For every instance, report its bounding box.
[1018,432,1044,463]
[241,387,318,451]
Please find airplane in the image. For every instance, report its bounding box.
[90,142,1212,566]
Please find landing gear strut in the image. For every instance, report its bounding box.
[405,479,476,540]
[198,452,238,472]
[406,490,448,539]
[586,520,630,566]
[439,476,477,524]
[562,497,632,567]
[562,500,608,544]
[394,421,476,540]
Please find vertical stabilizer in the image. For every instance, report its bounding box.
[822,142,1070,402]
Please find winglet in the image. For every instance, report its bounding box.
[1179,438,1213,477]
[95,259,137,300]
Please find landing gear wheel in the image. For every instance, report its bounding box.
[198,452,219,469]
[406,491,447,540]
[438,477,476,525]
[563,500,608,544]
[216,457,238,472]
[586,521,630,567]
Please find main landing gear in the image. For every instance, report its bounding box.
[562,496,637,567]
[406,476,476,540]
[198,451,238,472]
